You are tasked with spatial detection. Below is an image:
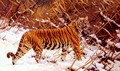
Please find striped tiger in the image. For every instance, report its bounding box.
[7,17,89,65]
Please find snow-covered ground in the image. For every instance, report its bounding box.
[0,26,120,71]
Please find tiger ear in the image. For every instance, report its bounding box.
[83,16,89,24]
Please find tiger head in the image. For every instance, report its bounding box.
[71,16,90,33]
[77,16,92,37]
[78,16,89,29]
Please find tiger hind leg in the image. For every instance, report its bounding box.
[61,47,68,61]
[7,43,32,65]
[72,44,82,60]
[33,45,43,63]
[71,39,83,60]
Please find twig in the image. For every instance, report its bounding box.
[0,0,6,7]
[76,48,103,71]
[102,28,113,37]
[69,59,77,70]
[112,53,120,60]
[95,8,120,34]
[99,8,120,27]
[84,52,103,71]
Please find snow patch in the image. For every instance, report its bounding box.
[0,26,119,71]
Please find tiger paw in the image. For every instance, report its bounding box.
[35,56,41,63]
[61,57,66,61]
[76,52,83,60]
[35,58,40,63]
[61,55,66,61]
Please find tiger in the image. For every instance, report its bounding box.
[7,17,89,65]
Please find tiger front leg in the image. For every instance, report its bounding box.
[61,47,68,61]
[33,46,43,63]
[73,44,82,60]
[35,51,42,63]
[71,39,83,60]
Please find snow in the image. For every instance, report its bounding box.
[115,43,120,48]
[89,34,102,43]
[0,26,120,71]
[0,26,81,71]
[111,60,120,71]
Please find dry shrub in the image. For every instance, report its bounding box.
[0,0,19,29]
[0,0,119,28]
[0,0,19,19]
[0,0,119,44]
